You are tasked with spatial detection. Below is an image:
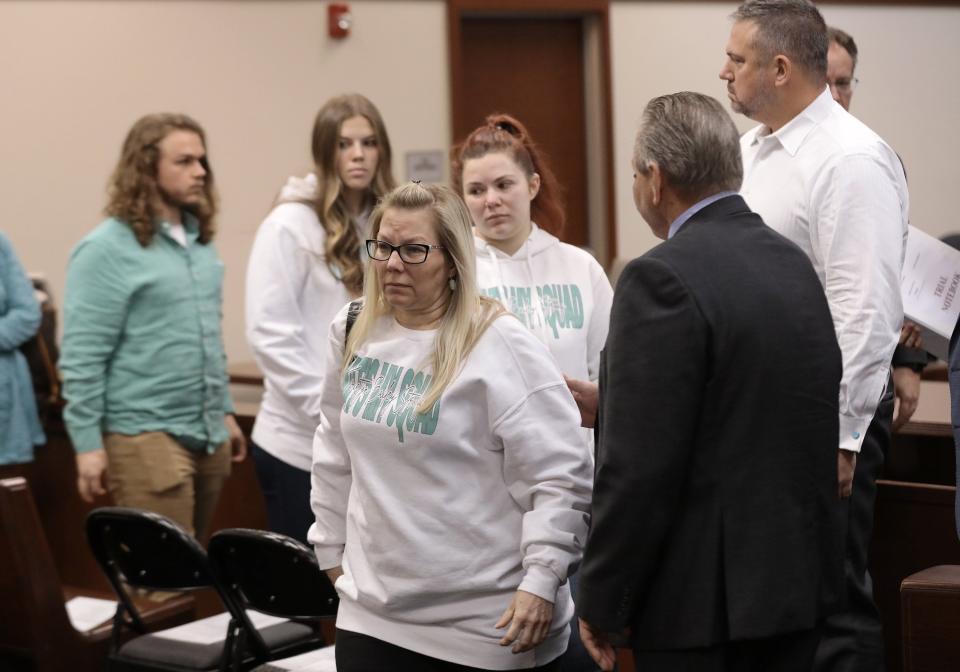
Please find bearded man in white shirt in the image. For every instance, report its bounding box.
[720,2,909,670]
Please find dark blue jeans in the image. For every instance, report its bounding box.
[251,441,313,545]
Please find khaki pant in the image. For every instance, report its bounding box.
[104,432,231,541]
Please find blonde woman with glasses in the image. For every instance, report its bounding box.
[309,183,592,671]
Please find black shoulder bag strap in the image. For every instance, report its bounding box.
[345,300,363,344]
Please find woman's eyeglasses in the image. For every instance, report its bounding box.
[365,239,444,265]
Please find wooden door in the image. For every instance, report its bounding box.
[456,17,588,247]
[448,0,616,263]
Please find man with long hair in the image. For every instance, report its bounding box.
[61,113,245,542]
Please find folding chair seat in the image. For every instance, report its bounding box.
[249,645,336,672]
[86,507,320,671]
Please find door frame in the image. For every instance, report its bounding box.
[447,0,617,266]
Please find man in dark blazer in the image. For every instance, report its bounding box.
[573,92,845,671]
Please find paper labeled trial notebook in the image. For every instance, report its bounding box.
[901,225,960,361]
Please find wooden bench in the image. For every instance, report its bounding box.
[901,565,960,671]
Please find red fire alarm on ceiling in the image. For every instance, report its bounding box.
[329,3,352,39]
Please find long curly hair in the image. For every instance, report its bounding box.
[303,94,396,296]
[105,113,217,247]
[451,113,565,236]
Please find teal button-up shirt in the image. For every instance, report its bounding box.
[61,216,234,454]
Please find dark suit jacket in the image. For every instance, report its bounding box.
[578,195,844,649]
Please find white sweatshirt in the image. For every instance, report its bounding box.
[245,173,367,471]
[475,225,613,382]
[308,306,593,669]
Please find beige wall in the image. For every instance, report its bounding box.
[2,0,958,364]
[610,1,960,259]
[0,0,449,362]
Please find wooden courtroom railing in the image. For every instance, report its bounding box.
[874,376,960,671]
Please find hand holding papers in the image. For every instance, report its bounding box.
[901,226,960,361]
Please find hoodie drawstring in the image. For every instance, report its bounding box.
[524,237,550,345]
[484,230,550,347]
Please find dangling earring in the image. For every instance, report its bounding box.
[448,276,457,291]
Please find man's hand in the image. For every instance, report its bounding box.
[564,376,599,429]
[899,321,924,349]
[892,366,921,431]
[76,449,109,503]
[578,618,618,671]
[224,414,247,463]
[838,449,857,499]
[495,590,554,654]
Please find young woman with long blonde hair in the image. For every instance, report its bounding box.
[245,94,395,543]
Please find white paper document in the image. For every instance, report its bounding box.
[65,596,117,632]
[901,225,960,361]
[259,645,336,671]
[153,610,287,645]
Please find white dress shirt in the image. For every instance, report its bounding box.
[740,88,909,452]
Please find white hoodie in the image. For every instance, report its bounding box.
[245,173,367,471]
[308,306,593,669]
[475,225,612,382]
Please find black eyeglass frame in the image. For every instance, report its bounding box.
[365,239,445,265]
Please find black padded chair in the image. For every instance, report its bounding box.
[86,508,321,672]
[207,528,338,626]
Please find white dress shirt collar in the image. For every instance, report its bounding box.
[747,87,837,157]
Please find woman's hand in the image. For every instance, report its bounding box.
[495,590,554,653]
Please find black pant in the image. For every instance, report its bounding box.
[251,441,313,545]
[335,628,561,672]
[632,626,821,672]
[814,381,894,672]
